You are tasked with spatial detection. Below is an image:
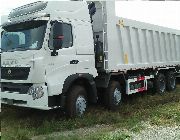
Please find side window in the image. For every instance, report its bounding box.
[49,22,73,50]
[62,24,73,48]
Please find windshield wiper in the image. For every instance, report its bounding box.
[3,47,26,52]
[11,46,27,51]
[0,48,6,53]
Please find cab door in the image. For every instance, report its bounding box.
[45,21,77,96]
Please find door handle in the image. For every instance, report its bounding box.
[70,60,79,64]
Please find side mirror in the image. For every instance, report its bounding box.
[50,21,64,56]
[51,37,63,56]
[53,35,64,49]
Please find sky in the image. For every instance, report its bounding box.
[0,0,180,30]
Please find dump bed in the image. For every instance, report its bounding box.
[93,1,180,72]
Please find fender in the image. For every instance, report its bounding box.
[62,73,97,103]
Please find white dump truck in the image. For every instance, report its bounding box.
[1,1,180,117]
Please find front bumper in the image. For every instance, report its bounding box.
[1,85,51,110]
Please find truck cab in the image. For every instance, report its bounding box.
[1,1,98,116]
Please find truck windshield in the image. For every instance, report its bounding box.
[1,20,47,52]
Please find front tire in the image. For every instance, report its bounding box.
[66,85,87,117]
[105,81,122,110]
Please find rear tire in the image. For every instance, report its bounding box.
[166,71,176,91]
[66,85,87,117]
[105,81,122,110]
[154,73,166,94]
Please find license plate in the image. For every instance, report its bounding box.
[7,99,13,105]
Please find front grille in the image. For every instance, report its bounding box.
[1,67,30,80]
[1,83,32,94]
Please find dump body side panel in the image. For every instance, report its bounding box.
[104,2,180,71]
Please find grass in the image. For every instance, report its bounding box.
[41,130,132,140]
[1,84,180,140]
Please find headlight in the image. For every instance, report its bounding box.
[27,86,44,100]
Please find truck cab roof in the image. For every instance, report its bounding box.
[3,1,91,27]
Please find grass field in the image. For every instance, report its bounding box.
[1,84,180,140]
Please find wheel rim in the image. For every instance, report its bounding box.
[76,96,86,116]
[169,75,176,89]
[113,88,121,105]
[159,78,166,93]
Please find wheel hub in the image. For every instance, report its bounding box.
[159,78,166,93]
[113,88,121,105]
[76,96,86,116]
[170,75,176,89]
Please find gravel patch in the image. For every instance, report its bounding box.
[131,123,180,140]
[31,122,180,140]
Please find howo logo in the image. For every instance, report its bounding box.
[8,69,12,75]
[2,59,18,66]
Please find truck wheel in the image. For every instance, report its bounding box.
[155,73,166,94]
[105,81,122,110]
[166,71,176,91]
[66,85,87,117]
